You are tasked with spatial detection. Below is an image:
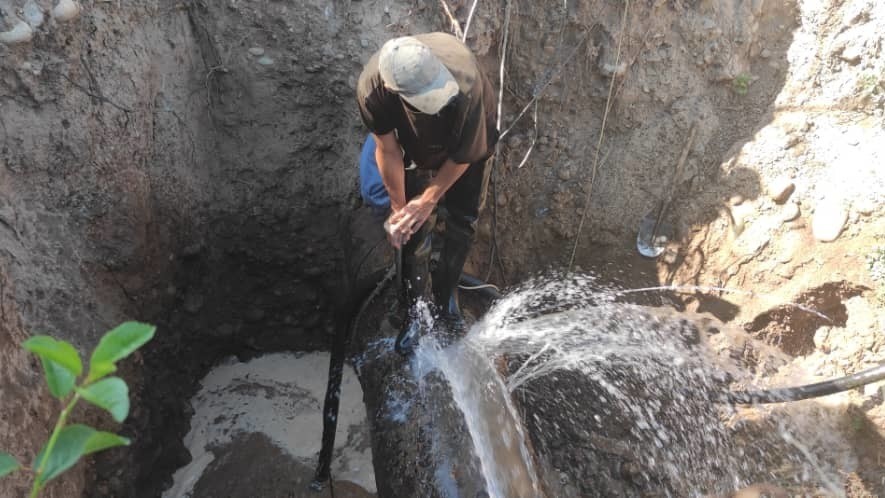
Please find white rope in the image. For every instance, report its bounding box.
[516,101,538,169]
[462,0,480,42]
[458,283,502,292]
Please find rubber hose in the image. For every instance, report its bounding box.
[728,363,885,404]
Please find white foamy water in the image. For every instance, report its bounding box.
[163,352,375,498]
[413,274,853,497]
[413,337,543,498]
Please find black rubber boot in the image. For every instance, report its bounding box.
[432,221,474,322]
[395,219,434,355]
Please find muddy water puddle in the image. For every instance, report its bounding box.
[163,352,375,498]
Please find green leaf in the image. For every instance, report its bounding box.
[0,452,20,478]
[23,336,83,377]
[34,425,93,485]
[40,357,76,399]
[83,431,129,455]
[87,322,155,382]
[34,425,129,486]
[77,377,130,423]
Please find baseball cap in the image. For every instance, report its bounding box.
[378,36,459,114]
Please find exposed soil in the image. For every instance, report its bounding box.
[0,0,882,497]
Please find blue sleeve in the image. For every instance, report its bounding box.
[358,135,390,209]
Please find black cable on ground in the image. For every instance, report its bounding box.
[311,266,396,492]
[728,364,885,404]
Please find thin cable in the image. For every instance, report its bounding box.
[462,0,480,42]
[458,283,501,291]
[568,0,630,272]
[486,0,512,283]
[496,0,512,131]
[516,101,539,169]
[499,29,593,140]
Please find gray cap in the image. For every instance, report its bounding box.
[378,36,459,114]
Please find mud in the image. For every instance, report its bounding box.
[192,432,373,498]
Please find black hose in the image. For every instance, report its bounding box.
[728,363,885,404]
[312,266,396,491]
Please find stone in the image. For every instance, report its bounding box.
[248,47,265,56]
[855,198,876,216]
[864,382,883,398]
[760,48,771,59]
[780,202,800,222]
[768,177,795,204]
[812,199,848,242]
[729,195,744,206]
[23,0,45,28]
[729,203,754,236]
[840,43,863,64]
[257,56,275,66]
[52,0,81,22]
[0,19,33,45]
[813,327,830,351]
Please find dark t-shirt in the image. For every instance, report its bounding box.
[357,32,498,170]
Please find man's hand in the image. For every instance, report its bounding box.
[385,196,436,249]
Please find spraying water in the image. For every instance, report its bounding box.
[408,274,852,497]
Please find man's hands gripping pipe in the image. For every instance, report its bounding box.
[384,196,436,248]
[374,133,472,249]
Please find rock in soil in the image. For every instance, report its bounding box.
[812,199,848,242]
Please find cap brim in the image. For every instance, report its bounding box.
[400,71,459,114]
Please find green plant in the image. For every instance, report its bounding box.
[0,322,155,497]
[732,73,752,95]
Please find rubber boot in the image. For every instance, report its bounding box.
[432,221,474,323]
[395,219,434,355]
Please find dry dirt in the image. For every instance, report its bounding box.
[1,0,883,497]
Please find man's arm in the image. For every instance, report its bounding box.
[373,132,407,212]
[388,158,470,248]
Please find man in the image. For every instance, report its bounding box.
[356,32,497,328]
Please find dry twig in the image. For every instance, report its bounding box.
[438,0,464,39]
[568,0,631,272]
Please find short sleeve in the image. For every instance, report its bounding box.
[356,62,396,135]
